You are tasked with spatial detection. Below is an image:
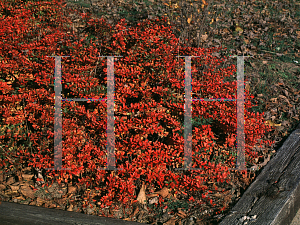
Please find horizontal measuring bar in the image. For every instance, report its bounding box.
[62,98,107,101]
[193,98,238,101]
[61,98,237,102]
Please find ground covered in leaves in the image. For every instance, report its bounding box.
[1,0,300,224]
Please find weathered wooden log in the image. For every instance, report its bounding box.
[220,122,300,225]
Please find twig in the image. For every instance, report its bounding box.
[250,154,271,171]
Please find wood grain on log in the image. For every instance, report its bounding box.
[220,122,300,225]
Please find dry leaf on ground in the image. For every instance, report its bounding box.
[137,183,147,205]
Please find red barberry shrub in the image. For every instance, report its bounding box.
[0,0,76,170]
[0,0,275,216]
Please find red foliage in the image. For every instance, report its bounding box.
[0,0,275,213]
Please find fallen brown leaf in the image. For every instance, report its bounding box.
[164,216,179,225]
[9,184,19,192]
[36,197,46,206]
[67,185,77,194]
[152,187,169,198]
[176,209,187,218]
[67,204,74,211]
[0,184,6,191]
[20,186,35,199]
[137,183,147,205]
